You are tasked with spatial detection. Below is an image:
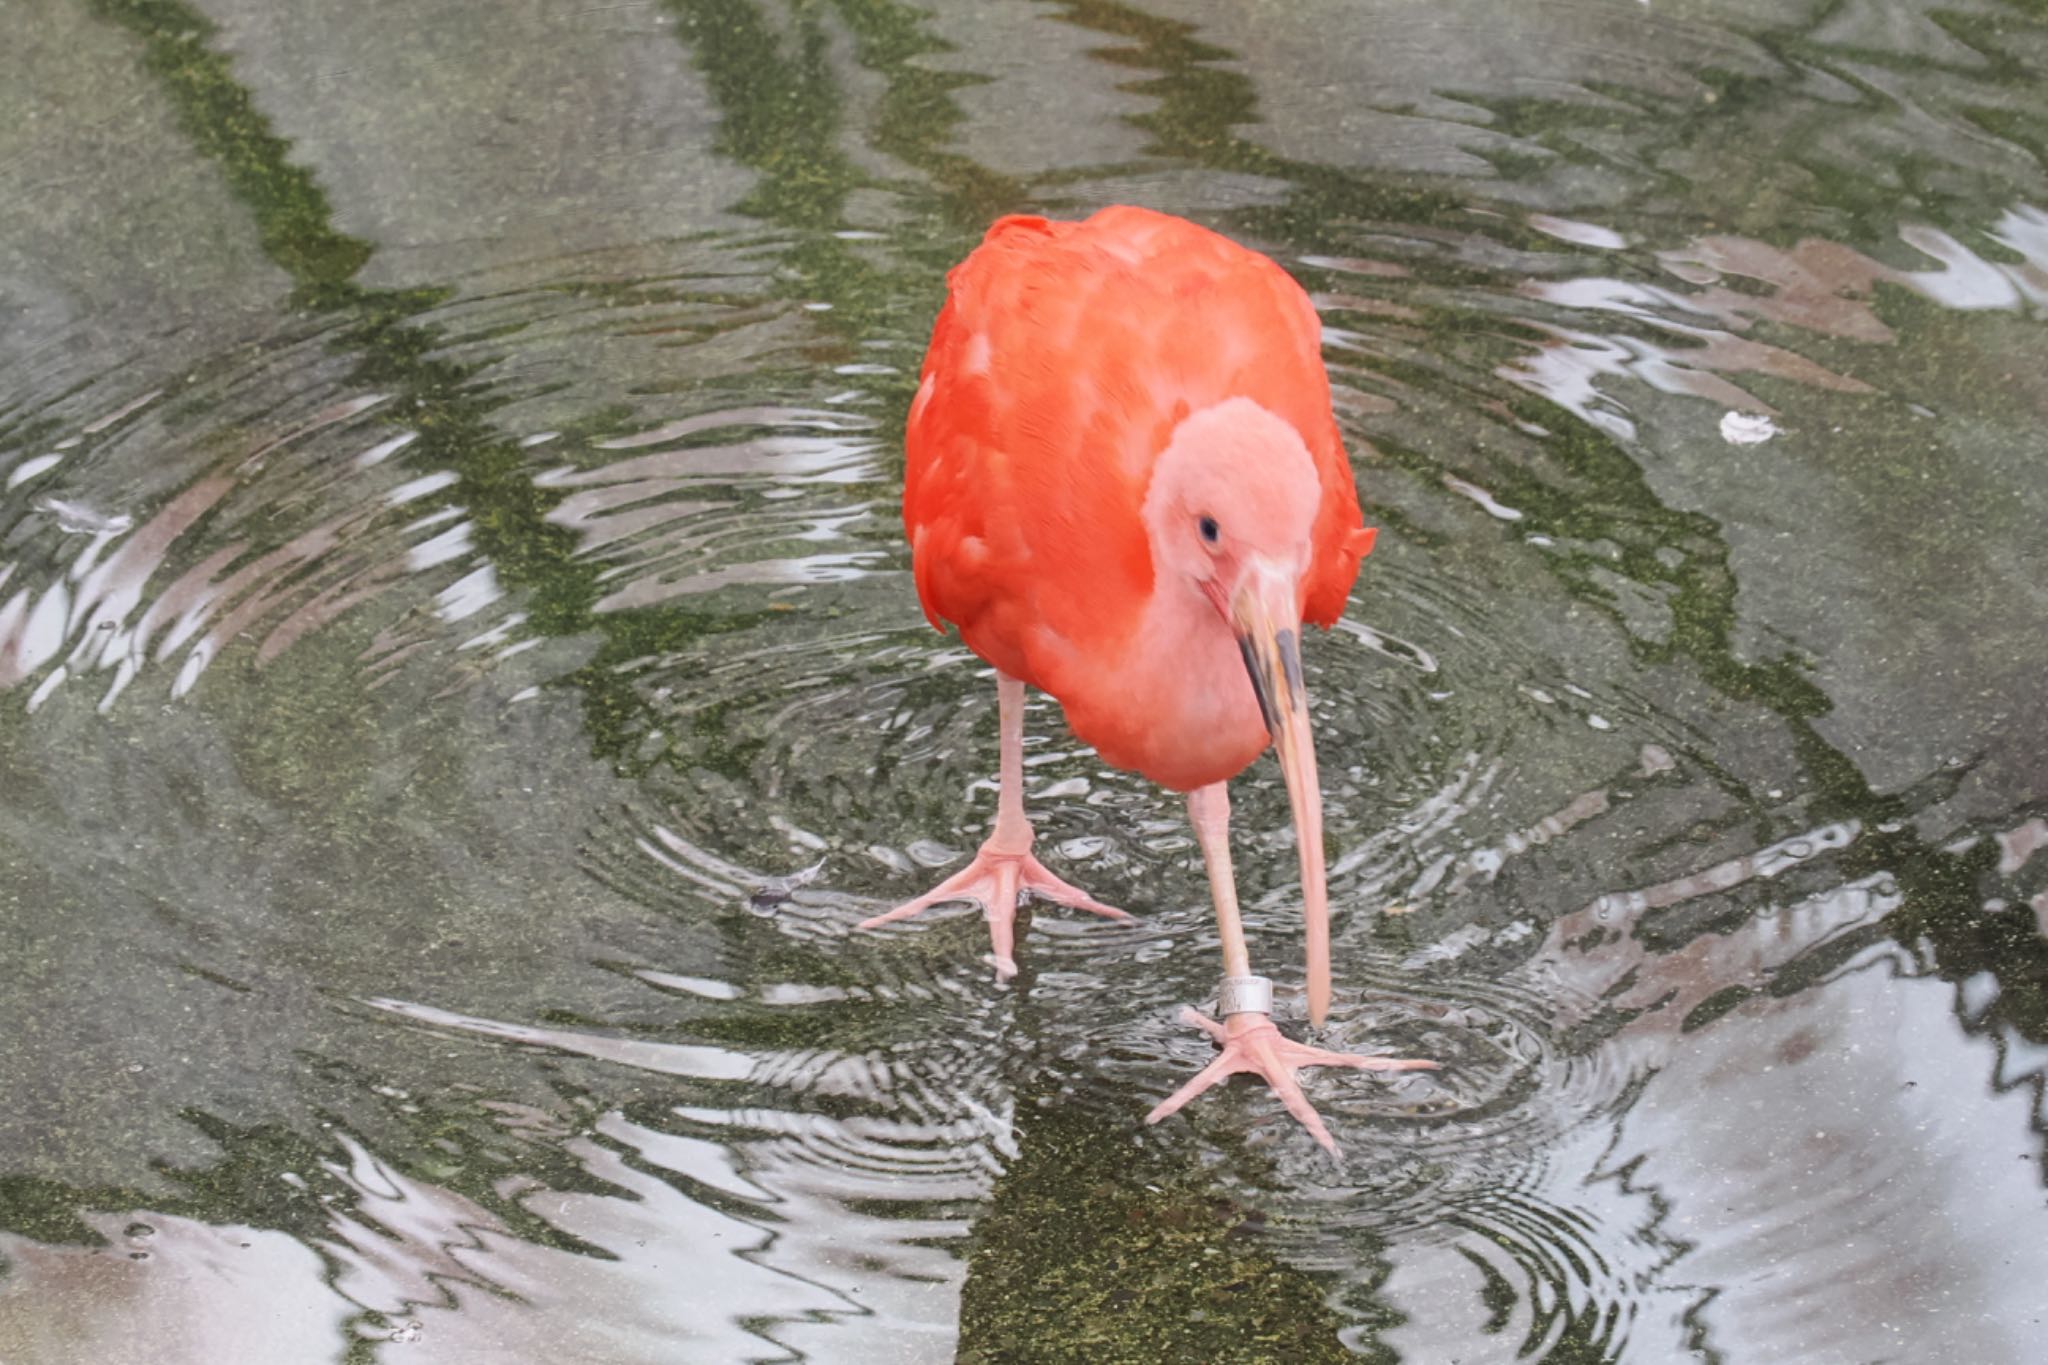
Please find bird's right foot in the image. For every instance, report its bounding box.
[858,839,1130,978]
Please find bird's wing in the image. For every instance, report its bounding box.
[903,209,1368,688]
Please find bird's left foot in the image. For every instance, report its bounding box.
[1145,1006,1437,1154]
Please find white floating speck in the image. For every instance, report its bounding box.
[387,470,459,506]
[434,564,500,621]
[6,454,64,489]
[1443,474,1524,521]
[1720,411,1778,445]
[636,969,743,1000]
[1528,214,1628,250]
[399,507,462,535]
[354,431,418,468]
[26,664,67,713]
[769,815,829,851]
[82,388,163,435]
[408,521,473,571]
[458,612,528,652]
[1959,970,2000,1022]
[33,498,131,535]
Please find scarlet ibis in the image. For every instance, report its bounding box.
[862,206,1435,1151]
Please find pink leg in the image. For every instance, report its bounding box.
[1145,783,1436,1154]
[858,673,1129,978]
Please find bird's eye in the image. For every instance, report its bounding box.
[1198,515,1220,544]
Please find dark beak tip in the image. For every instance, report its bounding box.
[1276,628,1305,703]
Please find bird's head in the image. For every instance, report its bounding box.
[1143,397,1343,1023]
[1144,398,1320,602]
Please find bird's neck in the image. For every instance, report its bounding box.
[1105,578,1268,792]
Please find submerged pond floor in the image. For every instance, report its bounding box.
[3,1,2048,1361]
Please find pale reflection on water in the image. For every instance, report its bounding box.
[4,0,2048,1360]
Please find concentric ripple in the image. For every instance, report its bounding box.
[9,3,2048,1358]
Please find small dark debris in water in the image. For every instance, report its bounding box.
[748,857,826,914]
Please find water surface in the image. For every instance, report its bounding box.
[3,1,2047,1360]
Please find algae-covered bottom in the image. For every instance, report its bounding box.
[3,1,2047,1361]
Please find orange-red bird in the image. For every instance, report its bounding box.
[862,206,1435,1151]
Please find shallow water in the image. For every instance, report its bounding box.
[3,1,2047,1360]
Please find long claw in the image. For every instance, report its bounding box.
[1266,1065,1338,1155]
[985,859,1021,980]
[1326,1053,1440,1073]
[1018,860,1132,921]
[856,863,986,928]
[1145,1051,1240,1125]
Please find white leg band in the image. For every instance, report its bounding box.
[1216,974,1273,1017]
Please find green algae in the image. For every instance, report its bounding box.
[958,1089,1365,1365]
[89,0,373,303]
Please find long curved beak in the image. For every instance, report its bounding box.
[1228,562,1332,1028]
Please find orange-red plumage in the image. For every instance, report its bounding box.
[904,207,1372,790]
